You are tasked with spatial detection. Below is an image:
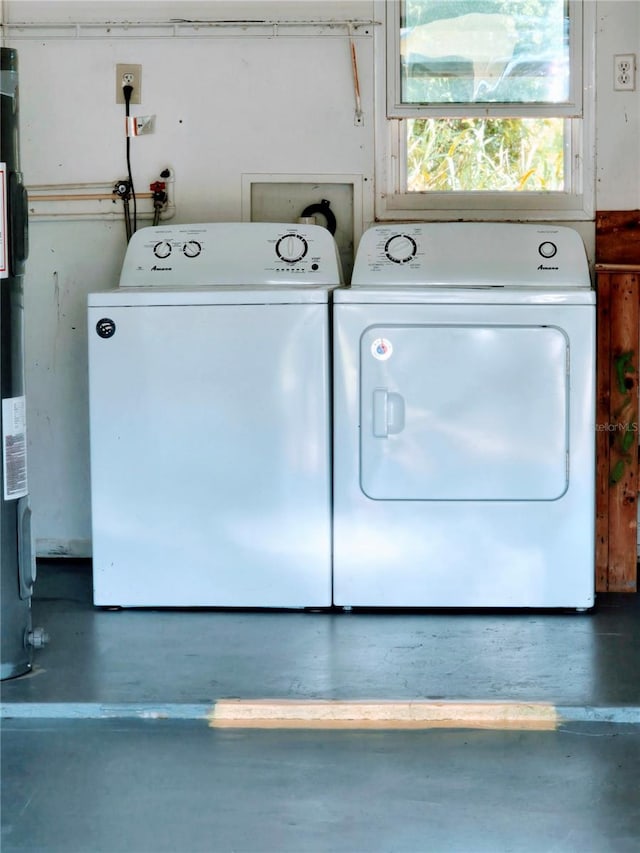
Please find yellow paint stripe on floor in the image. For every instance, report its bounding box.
[208,700,559,730]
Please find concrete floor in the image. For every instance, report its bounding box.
[2,561,640,852]
[3,719,640,853]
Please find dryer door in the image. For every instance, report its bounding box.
[360,324,569,501]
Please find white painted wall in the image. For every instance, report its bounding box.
[595,0,640,209]
[1,0,639,556]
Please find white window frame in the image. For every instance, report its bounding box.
[375,0,595,221]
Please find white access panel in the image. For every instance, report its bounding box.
[333,223,595,609]
[88,222,340,608]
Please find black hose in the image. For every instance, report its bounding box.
[300,199,337,235]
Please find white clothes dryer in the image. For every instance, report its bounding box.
[332,223,595,609]
[88,222,342,607]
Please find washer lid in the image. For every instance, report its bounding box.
[88,285,334,307]
[351,223,591,288]
[118,222,343,287]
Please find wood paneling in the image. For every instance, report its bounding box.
[595,267,639,592]
[596,211,640,266]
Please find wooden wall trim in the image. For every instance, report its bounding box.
[595,269,639,592]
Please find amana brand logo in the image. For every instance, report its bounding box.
[151,265,172,271]
[538,264,559,271]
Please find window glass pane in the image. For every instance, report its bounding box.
[406,117,566,191]
[401,0,570,104]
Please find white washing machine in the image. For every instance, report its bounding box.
[333,223,595,609]
[88,222,342,607]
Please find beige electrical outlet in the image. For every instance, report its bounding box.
[116,64,142,104]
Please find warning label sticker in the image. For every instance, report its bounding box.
[3,396,28,500]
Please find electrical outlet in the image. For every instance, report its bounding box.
[614,54,636,91]
[116,63,142,104]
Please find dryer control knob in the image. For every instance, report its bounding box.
[385,234,417,264]
[538,241,558,259]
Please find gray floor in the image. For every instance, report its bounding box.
[2,561,640,852]
[3,719,640,853]
[3,561,640,708]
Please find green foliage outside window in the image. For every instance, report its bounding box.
[406,117,565,192]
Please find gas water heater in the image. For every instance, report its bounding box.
[1,47,44,679]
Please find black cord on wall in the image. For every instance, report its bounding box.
[123,84,137,236]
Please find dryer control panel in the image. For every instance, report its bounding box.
[119,222,343,287]
[352,223,590,288]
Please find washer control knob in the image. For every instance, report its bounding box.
[276,234,308,264]
[153,241,172,259]
[385,234,417,264]
[183,240,202,258]
[538,241,558,259]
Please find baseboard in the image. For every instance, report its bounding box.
[36,539,92,559]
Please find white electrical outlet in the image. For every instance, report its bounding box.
[116,63,142,104]
[614,54,636,91]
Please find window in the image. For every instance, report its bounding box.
[376,0,594,219]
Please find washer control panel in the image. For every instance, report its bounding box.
[352,223,590,287]
[118,222,342,287]
[150,238,205,261]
